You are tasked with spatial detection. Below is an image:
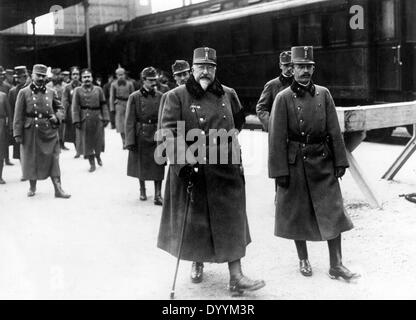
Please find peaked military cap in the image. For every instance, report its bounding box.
[33,64,48,75]
[115,66,125,74]
[172,60,190,75]
[61,70,70,76]
[5,69,13,75]
[193,47,217,65]
[291,46,315,65]
[0,66,5,74]
[14,66,27,76]
[141,66,158,80]
[279,51,292,65]
[51,68,61,75]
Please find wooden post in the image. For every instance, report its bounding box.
[83,0,91,69]
[31,18,37,64]
[382,124,416,180]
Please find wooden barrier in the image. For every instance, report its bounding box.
[246,100,416,208]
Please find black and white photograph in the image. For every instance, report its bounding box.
[0,0,416,305]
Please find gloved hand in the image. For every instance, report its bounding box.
[276,175,289,188]
[126,144,137,152]
[75,122,81,129]
[335,167,346,178]
[49,114,59,124]
[15,136,22,144]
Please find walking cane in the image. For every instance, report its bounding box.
[170,169,195,299]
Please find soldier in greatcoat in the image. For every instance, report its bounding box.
[72,68,109,172]
[157,47,265,295]
[268,46,359,281]
[8,66,30,161]
[0,66,13,166]
[13,64,70,198]
[0,91,11,184]
[125,67,165,205]
[47,68,68,151]
[256,51,293,132]
[109,67,135,148]
[62,66,82,158]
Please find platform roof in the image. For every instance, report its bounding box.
[0,0,82,31]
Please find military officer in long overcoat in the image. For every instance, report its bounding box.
[13,64,70,198]
[256,51,293,132]
[269,46,358,281]
[0,66,13,166]
[157,47,265,295]
[72,68,109,172]
[8,66,30,161]
[109,67,135,148]
[47,68,68,151]
[125,67,165,205]
[0,91,11,184]
[62,66,82,158]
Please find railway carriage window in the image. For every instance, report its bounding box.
[231,23,250,54]
[299,14,322,46]
[327,12,347,44]
[251,17,273,53]
[405,0,416,41]
[376,0,396,40]
[272,18,293,50]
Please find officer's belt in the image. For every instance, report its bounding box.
[80,106,101,110]
[25,112,51,119]
[116,96,128,101]
[288,134,328,144]
[137,119,157,124]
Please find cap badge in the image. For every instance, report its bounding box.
[304,46,308,59]
[204,47,209,61]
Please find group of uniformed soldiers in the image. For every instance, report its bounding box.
[0,44,359,296]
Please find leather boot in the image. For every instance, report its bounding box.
[27,180,37,197]
[121,133,126,149]
[96,153,103,166]
[51,177,71,198]
[154,180,163,205]
[191,262,204,283]
[5,148,13,165]
[228,259,265,296]
[0,162,5,184]
[88,155,96,172]
[295,240,312,276]
[60,140,69,151]
[139,180,147,201]
[328,235,360,281]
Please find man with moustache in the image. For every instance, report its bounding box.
[8,66,30,162]
[125,67,164,205]
[72,69,109,172]
[157,47,265,294]
[47,68,68,151]
[157,60,191,130]
[61,71,70,85]
[13,64,70,198]
[62,66,82,158]
[109,67,135,148]
[269,46,359,280]
[103,74,116,129]
[256,51,293,132]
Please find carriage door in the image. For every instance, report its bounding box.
[374,0,403,102]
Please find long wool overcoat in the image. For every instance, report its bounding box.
[8,81,30,159]
[13,84,64,180]
[109,80,135,134]
[256,74,293,132]
[62,80,81,143]
[157,77,249,263]
[125,88,165,181]
[0,92,11,160]
[268,82,353,241]
[71,85,109,157]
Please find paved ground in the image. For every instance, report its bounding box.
[0,127,415,299]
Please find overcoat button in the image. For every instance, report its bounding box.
[35,124,39,128]
[301,132,305,136]
[303,156,306,160]
[302,144,306,147]
[223,115,226,119]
